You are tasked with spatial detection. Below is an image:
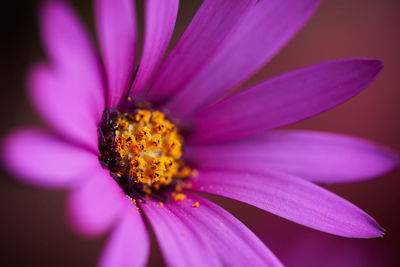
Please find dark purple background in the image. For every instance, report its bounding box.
[1,0,399,266]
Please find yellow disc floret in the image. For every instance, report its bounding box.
[99,109,193,199]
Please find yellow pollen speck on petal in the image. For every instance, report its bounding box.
[172,192,187,201]
[192,202,199,208]
[158,202,164,207]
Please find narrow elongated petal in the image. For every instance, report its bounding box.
[40,1,105,112]
[141,199,221,267]
[28,63,101,150]
[190,169,384,238]
[95,0,137,108]
[190,59,383,144]
[2,128,98,188]
[142,193,281,266]
[146,0,256,104]
[36,1,105,149]
[67,168,125,237]
[166,0,321,117]
[98,201,149,267]
[130,0,179,98]
[185,130,400,183]
[161,193,284,267]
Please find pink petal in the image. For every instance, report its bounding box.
[189,59,383,144]
[130,0,179,98]
[145,0,256,104]
[95,0,137,108]
[185,130,400,183]
[28,63,101,151]
[40,1,104,89]
[141,199,221,267]
[190,169,384,238]
[67,167,125,237]
[261,222,395,267]
[165,0,321,117]
[2,128,98,188]
[151,193,284,267]
[35,1,105,150]
[142,195,282,267]
[98,201,149,267]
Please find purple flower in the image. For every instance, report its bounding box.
[3,0,399,266]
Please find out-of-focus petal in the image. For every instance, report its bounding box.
[166,0,321,117]
[141,199,221,267]
[28,63,101,151]
[40,1,105,118]
[190,169,384,238]
[158,193,283,267]
[145,0,256,104]
[130,0,179,98]
[2,128,98,188]
[36,1,105,150]
[142,193,281,266]
[185,130,400,183]
[190,59,383,144]
[67,167,125,237]
[257,221,395,267]
[95,0,137,108]
[98,201,149,267]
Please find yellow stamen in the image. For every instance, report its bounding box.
[105,109,193,198]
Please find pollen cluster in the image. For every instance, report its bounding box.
[99,109,193,200]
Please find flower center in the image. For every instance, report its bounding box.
[98,108,193,201]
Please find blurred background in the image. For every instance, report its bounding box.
[1,0,399,266]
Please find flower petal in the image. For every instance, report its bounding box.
[67,167,125,237]
[145,0,256,104]
[130,0,179,98]
[190,169,384,238]
[35,1,105,149]
[98,201,149,267]
[187,195,282,267]
[166,0,321,117]
[189,59,383,144]
[40,1,104,89]
[2,128,98,188]
[95,0,137,108]
[28,63,101,150]
[185,130,400,183]
[142,193,281,266]
[141,199,221,267]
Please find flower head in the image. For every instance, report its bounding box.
[3,0,400,266]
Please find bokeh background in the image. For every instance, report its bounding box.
[1,0,399,266]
